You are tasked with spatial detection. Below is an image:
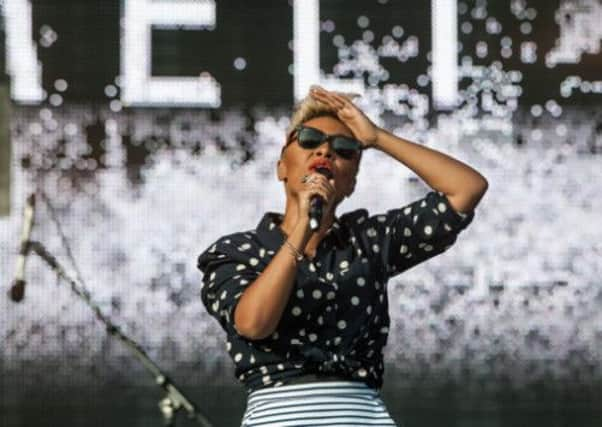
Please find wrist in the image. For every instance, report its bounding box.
[372,127,387,150]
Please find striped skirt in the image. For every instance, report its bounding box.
[241,380,399,426]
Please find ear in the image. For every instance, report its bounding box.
[277,158,287,182]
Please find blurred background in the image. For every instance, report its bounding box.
[1,1,601,426]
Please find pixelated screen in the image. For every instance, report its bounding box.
[1,1,601,426]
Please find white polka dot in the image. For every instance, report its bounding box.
[249,257,259,266]
[309,333,318,342]
[358,368,368,377]
[351,296,360,305]
[444,223,451,231]
[238,243,251,251]
[260,366,268,374]
[356,277,366,286]
[357,216,366,224]
[326,291,335,300]
[226,341,232,351]
[271,331,279,340]
[326,272,334,280]
[234,353,242,362]
[437,202,447,212]
[317,316,324,325]
[337,320,347,329]
[296,289,304,298]
[403,207,411,215]
[290,338,302,345]
[372,244,380,253]
[366,305,372,314]
[262,375,271,385]
[339,260,349,269]
[424,225,433,235]
[400,245,408,254]
[334,336,342,345]
[375,281,380,290]
[424,244,433,251]
[292,306,302,316]
[309,263,316,272]
[312,290,322,299]
[277,363,284,370]
[298,328,306,336]
[376,215,386,222]
[420,200,426,207]
[366,227,377,238]
[250,355,256,364]
[209,272,216,281]
[259,248,266,257]
[236,264,246,271]
[404,227,412,236]
[220,290,228,300]
[211,301,219,312]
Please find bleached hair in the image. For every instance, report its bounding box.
[284,90,362,141]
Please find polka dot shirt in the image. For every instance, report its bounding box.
[197,191,475,394]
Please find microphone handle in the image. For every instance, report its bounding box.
[308,195,323,231]
[9,193,36,302]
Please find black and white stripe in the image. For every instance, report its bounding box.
[241,381,399,426]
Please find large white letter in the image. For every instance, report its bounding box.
[121,0,220,107]
[293,0,364,102]
[431,0,458,109]
[4,0,44,103]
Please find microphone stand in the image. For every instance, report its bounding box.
[11,190,215,427]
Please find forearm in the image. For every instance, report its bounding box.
[373,128,488,205]
[233,219,311,340]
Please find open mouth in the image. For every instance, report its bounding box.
[310,165,333,180]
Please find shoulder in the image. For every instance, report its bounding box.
[197,229,260,273]
[340,208,371,228]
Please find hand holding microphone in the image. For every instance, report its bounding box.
[298,168,336,232]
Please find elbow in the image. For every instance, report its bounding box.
[233,306,274,341]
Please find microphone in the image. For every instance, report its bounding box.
[9,193,36,302]
[308,167,332,231]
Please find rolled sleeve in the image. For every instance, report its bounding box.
[361,191,475,279]
[197,238,260,337]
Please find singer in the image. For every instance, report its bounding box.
[197,85,488,426]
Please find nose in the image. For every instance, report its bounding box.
[314,138,335,158]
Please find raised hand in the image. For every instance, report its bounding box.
[309,85,380,149]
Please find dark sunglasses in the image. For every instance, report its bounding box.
[283,125,365,159]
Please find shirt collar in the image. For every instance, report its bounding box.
[255,212,348,252]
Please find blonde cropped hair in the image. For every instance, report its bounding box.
[284,90,362,143]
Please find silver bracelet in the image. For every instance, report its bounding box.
[283,240,305,262]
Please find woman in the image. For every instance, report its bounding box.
[197,85,488,426]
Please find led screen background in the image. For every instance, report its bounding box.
[1,1,601,426]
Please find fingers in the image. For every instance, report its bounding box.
[310,86,350,111]
[302,173,336,203]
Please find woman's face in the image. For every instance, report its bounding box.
[277,115,361,205]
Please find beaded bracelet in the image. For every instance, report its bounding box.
[283,240,305,262]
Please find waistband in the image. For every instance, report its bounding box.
[247,376,373,403]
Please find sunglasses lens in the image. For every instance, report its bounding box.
[333,137,361,158]
[297,127,324,147]
[295,126,361,159]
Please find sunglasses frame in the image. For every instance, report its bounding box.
[282,125,365,159]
